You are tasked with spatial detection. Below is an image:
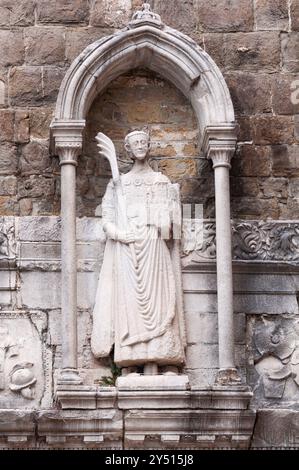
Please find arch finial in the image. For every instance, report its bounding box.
[129,3,162,28]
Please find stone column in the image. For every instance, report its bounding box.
[203,126,241,386]
[51,120,85,385]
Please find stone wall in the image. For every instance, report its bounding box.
[0,0,298,219]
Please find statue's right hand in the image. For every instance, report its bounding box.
[116,230,136,244]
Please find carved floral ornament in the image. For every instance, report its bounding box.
[182,221,299,264]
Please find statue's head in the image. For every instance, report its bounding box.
[125,129,150,161]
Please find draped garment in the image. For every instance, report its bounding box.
[91,171,186,366]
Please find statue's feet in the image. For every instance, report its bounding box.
[143,363,158,375]
[121,366,139,377]
[163,366,179,376]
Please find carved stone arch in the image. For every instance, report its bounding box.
[52,21,236,144]
[52,5,240,387]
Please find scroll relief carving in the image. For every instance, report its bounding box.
[0,317,44,406]
[182,221,299,264]
[252,318,299,399]
[0,217,16,260]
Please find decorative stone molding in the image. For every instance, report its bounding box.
[182,221,299,265]
[52,10,236,145]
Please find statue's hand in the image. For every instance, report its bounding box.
[116,230,136,244]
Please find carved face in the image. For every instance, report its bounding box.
[127,134,150,161]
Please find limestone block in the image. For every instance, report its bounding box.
[224,32,280,72]
[18,176,55,199]
[185,312,246,345]
[255,0,289,31]
[42,67,66,103]
[271,74,299,115]
[0,1,35,26]
[65,28,113,63]
[20,272,61,309]
[0,110,14,143]
[15,111,30,144]
[195,0,254,32]
[251,115,295,145]
[225,73,272,115]
[9,67,43,107]
[0,177,17,196]
[271,145,299,177]
[0,143,18,175]
[281,32,299,72]
[234,293,298,314]
[252,409,299,448]
[18,217,61,242]
[233,145,272,178]
[291,1,299,31]
[0,30,24,67]
[25,27,66,66]
[0,314,46,409]
[154,0,196,34]
[36,0,89,24]
[183,293,218,313]
[29,107,54,140]
[90,0,132,28]
[20,141,51,175]
[186,344,219,369]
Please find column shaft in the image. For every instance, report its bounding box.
[60,162,78,370]
[214,164,235,369]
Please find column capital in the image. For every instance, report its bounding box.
[202,124,238,169]
[51,119,85,166]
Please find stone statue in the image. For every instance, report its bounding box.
[91,129,187,377]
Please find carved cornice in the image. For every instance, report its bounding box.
[182,220,299,264]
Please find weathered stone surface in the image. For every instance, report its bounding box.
[252,410,299,448]
[251,115,295,145]
[29,107,54,139]
[0,110,14,142]
[36,0,89,24]
[291,0,299,31]
[231,177,261,198]
[25,27,66,66]
[65,28,112,62]
[0,1,35,27]
[18,176,55,199]
[20,141,51,175]
[0,143,18,174]
[0,30,24,67]
[0,78,5,106]
[0,176,17,196]
[260,177,288,199]
[15,111,30,143]
[18,216,61,241]
[42,67,66,103]
[255,0,289,31]
[19,198,33,216]
[9,67,43,107]
[233,145,272,177]
[226,73,272,114]
[231,197,280,219]
[272,74,299,115]
[90,0,132,27]
[281,33,299,72]
[224,32,280,72]
[155,0,196,33]
[195,0,254,32]
[0,196,17,216]
[271,145,299,176]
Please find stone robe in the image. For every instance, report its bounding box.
[91,170,186,367]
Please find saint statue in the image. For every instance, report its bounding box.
[91,129,187,376]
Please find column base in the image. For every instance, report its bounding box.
[215,368,242,386]
[57,368,83,386]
